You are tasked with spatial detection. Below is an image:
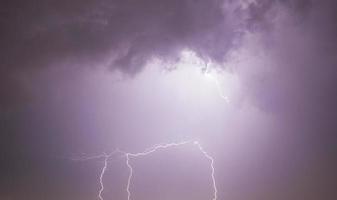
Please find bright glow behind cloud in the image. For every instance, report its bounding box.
[143,50,240,106]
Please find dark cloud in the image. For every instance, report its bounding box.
[1,0,328,109]
[238,0,337,122]
[0,0,240,108]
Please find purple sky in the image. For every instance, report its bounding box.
[1,0,337,200]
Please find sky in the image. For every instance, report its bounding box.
[1,0,337,199]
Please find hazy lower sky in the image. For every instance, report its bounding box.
[1,0,337,200]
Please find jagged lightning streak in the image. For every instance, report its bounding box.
[98,153,109,200]
[194,141,217,200]
[124,141,190,200]
[71,151,122,200]
[73,141,217,200]
[211,75,230,103]
[124,140,217,200]
[204,62,230,103]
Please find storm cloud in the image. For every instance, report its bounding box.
[1,0,236,108]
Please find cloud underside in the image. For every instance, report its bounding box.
[1,0,337,114]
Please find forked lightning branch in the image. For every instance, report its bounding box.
[74,141,217,200]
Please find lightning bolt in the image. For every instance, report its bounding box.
[72,141,217,200]
[124,141,191,200]
[71,150,122,200]
[194,141,218,200]
[211,75,230,103]
[204,62,230,103]
[125,141,217,200]
[98,153,109,200]
[73,141,217,200]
